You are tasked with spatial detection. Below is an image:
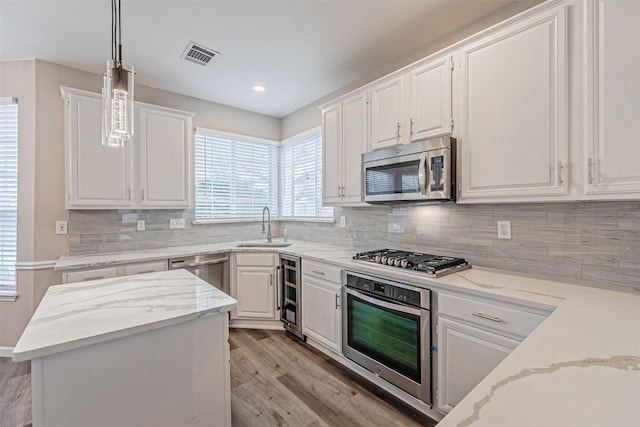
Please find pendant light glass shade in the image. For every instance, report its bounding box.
[102,59,134,147]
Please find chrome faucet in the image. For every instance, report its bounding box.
[261,206,272,242]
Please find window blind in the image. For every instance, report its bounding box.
[280,131,333,219]
[0,98,18,294]
[195,129,279,220]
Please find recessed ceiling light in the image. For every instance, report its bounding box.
[252,85,265,92]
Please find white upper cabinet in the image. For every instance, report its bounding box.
[408,55,453,141]
[584,0,640,198]
[458,4,570,202]
[61,87,193,209]
[370,76,405,150]
[322,103,343,205]
[368,55,453,151]
[322,92,368,206]
[62,89,133,208]
[138,104,192,208]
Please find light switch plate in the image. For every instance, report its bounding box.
[56,221,68,235]
[136,220,145,231]
[497,220,511,239]
[169,218,186,229]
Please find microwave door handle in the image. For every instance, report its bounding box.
[418,153,427,196]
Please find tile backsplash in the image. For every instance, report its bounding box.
[69,201,640,292]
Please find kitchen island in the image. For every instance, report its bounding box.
[12,269,237,427]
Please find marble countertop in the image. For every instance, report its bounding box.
[53,240,640,425]
[12,269,237,362]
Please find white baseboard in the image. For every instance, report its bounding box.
[0,346,14,358]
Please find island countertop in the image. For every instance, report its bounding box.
[12,269,237,362]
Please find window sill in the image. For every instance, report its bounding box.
[193,217,335,225]
[0,292,18,302]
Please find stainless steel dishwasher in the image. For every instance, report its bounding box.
[168,253,230,295]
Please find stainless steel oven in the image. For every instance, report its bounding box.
[342,271,431,405]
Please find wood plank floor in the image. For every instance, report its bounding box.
[0,329,436,427]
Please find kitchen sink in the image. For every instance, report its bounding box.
[235,241,292,248]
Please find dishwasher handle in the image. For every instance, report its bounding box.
[169,257,229,269]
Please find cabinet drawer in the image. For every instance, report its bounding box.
[235,252,275,267]
[302,259,342,283]
[123,260,167,276]
[438,293,546,338]
[65,267,118,283]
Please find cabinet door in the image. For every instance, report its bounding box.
[322,103,343,205]
[409,56,453,141]
[234,266,276,320]
[301,276,341,353]
[436,317,518,414]
[585,0,640,197]
[459,5,569,201]
[341,93,368,204]
[63,90,132,208]
[370,76,405,150]
[138,105,192,208]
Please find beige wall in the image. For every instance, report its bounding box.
[0,59,281,348]
[281,0,542,139]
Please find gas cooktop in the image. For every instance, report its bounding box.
[353,249,470,278]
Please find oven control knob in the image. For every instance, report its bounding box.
[393,258,403,267]
[380,256,388,264]
[400,260,413,269]
[387,257,396,266]
[375,255,383,264]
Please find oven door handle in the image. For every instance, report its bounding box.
[346,287,422,317]
[418,153,427,196]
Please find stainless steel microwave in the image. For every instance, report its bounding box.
[362,136,456,203]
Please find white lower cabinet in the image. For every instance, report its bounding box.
[436,317,518,414]
[62,260,167,284]
[301,260,342,353]
[231,253,277,321]
[435,291,548,414]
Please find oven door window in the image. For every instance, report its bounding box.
[346,292,420,382]
[365,160,420,196]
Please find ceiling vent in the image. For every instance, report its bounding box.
[181,42,219,66]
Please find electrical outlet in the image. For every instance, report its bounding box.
[55,221,68,235]
[136,220,145,231]
[169,218,185,229]
[340,216,346,228]
[497,220,511,239]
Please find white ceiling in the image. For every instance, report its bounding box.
[1,0,530,118]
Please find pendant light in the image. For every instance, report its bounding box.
[102,0,134,148]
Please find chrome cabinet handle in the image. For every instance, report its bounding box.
[396,122,401,140]
[269,274,273,286]
[141,188,145,201]
[558,161,564,184]
[83,276,104,281]
[409,118,414,137]
[312,270,326,276]
[472,312,502,323]
[137,271,155,274]
[335,294,340,309]
[588,158,594,184]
